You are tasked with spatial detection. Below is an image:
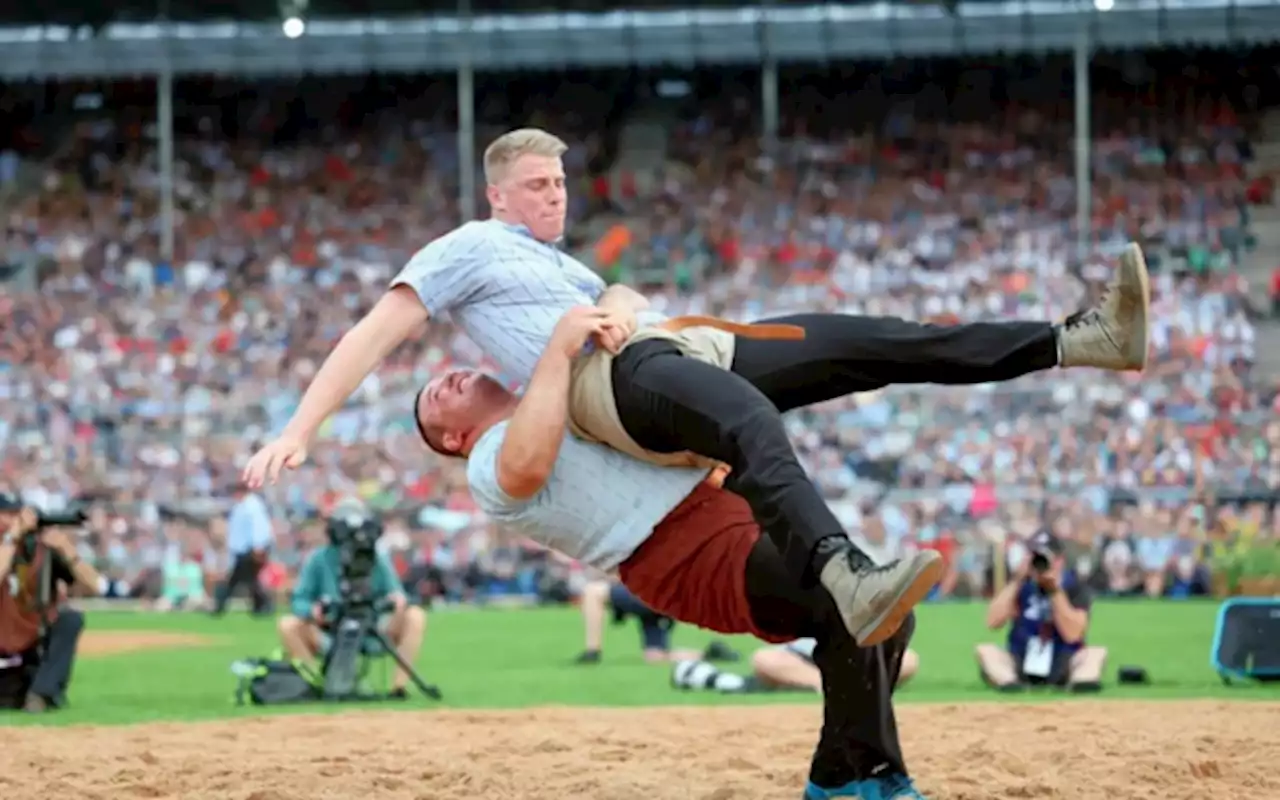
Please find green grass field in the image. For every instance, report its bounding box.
[12,599,1277,727]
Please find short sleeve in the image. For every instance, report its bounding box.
[375,552,405,597]
[390,224,492,317]
[290,550,323,618]
[1065,581,1092,612]
[466,423,534,515]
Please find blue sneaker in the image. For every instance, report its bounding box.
[803,773,925,799]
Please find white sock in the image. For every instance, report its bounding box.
[714,672,747,692]
[673,659,720,690]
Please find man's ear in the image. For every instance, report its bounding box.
[485,184,503,213]
[442,430,465,455]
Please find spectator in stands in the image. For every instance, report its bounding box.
[1,55,1277,602]
[154,541,208,611]
[976,531,1106,693]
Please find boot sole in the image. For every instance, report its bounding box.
[1119,242,1151,371]
[852,550,945,648]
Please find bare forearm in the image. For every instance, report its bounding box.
[986,581,1020,629]
[1050,593,1087,643]
[497,352,573,496]
[67,558,101,595]
[283,287,427,441]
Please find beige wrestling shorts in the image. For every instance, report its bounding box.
[567,316,805,469]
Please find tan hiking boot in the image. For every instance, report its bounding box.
[819,548,944,648]
[1058,242,1150,372]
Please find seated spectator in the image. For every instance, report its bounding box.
[976,531,1106,693]
[672,637,919,694]
[154,544,209,611]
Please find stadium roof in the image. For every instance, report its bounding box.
[2,0,852,26]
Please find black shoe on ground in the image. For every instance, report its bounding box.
[703,640,741,663]
[574,649,602,665]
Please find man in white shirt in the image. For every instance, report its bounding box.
[414,307,931,800]
[247,127,1151,654]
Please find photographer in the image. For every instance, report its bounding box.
[0,494,101,713]
[277,500,427,697]
[975,530,1106,693]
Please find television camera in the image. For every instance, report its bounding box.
[318,507,441,701]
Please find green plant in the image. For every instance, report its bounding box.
[1210,547,1246,595]
[1238,539,1280,582]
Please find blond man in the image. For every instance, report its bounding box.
[245,127,1150,652]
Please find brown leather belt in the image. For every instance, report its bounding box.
[660,314,806,341]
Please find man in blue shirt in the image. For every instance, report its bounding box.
[976,530,1107,692]
[277,505,427,697]
[213,484,274,616]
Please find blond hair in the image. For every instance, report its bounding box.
[483,128,567,184]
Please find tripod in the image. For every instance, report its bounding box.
[320,601,442,701]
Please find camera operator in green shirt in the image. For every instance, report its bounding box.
[277,500,428,697]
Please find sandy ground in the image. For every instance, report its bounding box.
[78,630,218,657]
[3,700,1278,799]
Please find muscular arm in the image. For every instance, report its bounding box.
[494,307,609,500]
[496,346,574,500]
[282,286,429,441]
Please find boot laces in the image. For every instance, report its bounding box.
[1062,274,1118,332]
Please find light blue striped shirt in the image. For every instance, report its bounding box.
[227,493,274,556]
[466,420,710,571]
[392,219,663,385]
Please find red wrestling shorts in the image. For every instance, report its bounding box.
[617,482,790,644]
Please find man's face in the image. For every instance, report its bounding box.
[487,154,567,243]
[417,369,513,453]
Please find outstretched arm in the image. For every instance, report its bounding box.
[281,285,428,443]
[496,307,617,499]
[245,230,489,487]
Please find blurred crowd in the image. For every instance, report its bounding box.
[2,50,1279,607]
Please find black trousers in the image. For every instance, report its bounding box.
[613,313,1056,581]
[214,551,270,614]
[26,608,85,707]
[743,534,914,784]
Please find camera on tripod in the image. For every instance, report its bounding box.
[317,502,441,702]
[325,506,383,612]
